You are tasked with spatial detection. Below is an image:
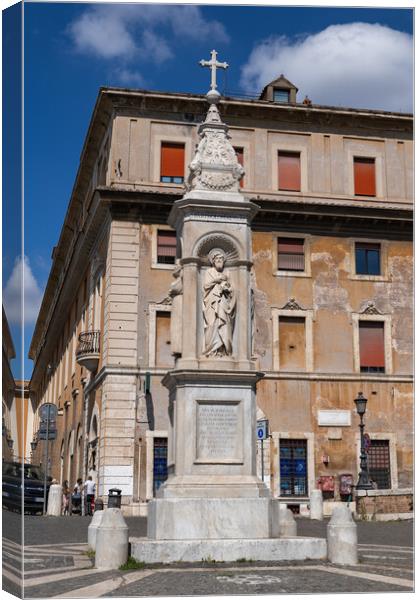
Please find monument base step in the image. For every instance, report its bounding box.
[130,536,327,564]
[147,497,280,540]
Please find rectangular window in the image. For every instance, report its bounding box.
[278,152,301,191]
[279,317,306,371]
[355,242,381,275]
[354,157,376,196]
[160,142,185,183]
[157,230,176,264]
[280,439,307,496]
[155,311,174,368]
[359,321,385,373]
[274,89,290,103]
[153,437,168,496]
[278,237,305,271]
[234,147,244,188]
[368,440,391,489]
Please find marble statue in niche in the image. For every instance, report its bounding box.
[203,249,236,357]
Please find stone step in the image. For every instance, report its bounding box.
[130,536,327,564]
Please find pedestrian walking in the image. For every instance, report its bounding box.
[84,476,96,516]
[72,478,83,515]
[62,480,70,515]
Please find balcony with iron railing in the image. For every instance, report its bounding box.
[76,330,101,372]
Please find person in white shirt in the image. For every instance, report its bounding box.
[84,476,96,516]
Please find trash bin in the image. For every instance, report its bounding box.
[94,498,104,512]
[108,488,122,508]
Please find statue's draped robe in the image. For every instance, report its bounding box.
[203,267,236,356]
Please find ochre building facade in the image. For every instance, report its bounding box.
[29,77,413,516]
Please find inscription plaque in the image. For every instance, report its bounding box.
[196,401,242,462]
[318,410,351,427]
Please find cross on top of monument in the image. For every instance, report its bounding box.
[199,50,229,103]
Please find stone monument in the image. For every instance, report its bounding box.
[131,51,326,562]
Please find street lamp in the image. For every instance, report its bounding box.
[354,392,373,490]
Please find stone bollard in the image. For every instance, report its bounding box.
[88,509,104,551]
[310,489,323,520]
[279,505,297,537]
[95,508,129,569]
[47,483,62,516]
[327,504,358,565]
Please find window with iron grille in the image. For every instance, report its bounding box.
[157,230,176,264]
[368,440,391,489]
[153,437,168,496]
[355,242,381,275]
[280,439,308,497]
[278,237,305,271]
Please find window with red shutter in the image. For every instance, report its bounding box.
[160,143,185,183]
[354,157,376,196]
[234,147,244,188]
[157,230,176,264]
[278,238,305,271]
[359,321,385,373]
[278,152,301,191]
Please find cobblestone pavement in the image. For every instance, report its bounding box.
[2,508,414,598]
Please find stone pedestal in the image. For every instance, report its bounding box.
[310,489,323,520]
[327,505,358,565]
[95,508,128,570]
[279,504,297,537]
[148,498,279,540]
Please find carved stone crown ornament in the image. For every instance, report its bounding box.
[185,54,244,194]
[360,301,382,315]
[281,297,304,311]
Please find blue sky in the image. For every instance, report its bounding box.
[2,1,414,379]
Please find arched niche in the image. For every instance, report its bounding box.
[194,232,241,267]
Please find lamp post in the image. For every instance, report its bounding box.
[354,392,373,490]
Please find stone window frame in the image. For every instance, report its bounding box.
[346,147,385,199]
[352,312,392,374]
[272,232,312,278]
[271,431,315,499]
[271,140,309,193]
[145,430,168,500]
[148,303,172,368]
[271,306,314,372]
[151,224,177,271]
[152,134,192,185]
[349,238,389,282]
[355,431,398,490]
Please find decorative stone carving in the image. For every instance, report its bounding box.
[169,263,183,357]
[203,249,236,357]
[186,104,244,193]
[281,297,304,311]
[360,301,382,315]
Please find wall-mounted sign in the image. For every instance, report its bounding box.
[317,410,351,427]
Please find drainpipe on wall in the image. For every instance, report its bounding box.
[81,376,88,515]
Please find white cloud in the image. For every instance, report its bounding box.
[241,23,413,112]
[115,68,146,88]
[3,256,43,325]
[68,5,228,64]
